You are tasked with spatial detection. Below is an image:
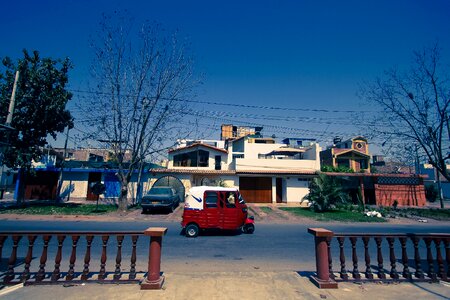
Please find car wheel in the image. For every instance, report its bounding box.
[142,208,148,214]
[243,224,255,234]
[185,224,199,238]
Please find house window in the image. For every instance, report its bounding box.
[198,150,209,167]
[215,155,221,170]
[359,159,368,169]
[174,153,192,166]
[336,158,350,168]
[173,149,209,167]
[89,153,104,162]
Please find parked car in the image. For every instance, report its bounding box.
[141,186,180,213]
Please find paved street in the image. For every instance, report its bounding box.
[0,216,449,273]
[0,211,449,300]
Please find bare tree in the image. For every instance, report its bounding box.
[80,14,197,212]
[361,44,450,208]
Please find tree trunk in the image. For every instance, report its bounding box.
[15,168,27,206]
[135,161,145,205]
[435,168,445,209]
[118,185,128,212]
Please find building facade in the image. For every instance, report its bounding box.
[162,135,321,203]
[320,136,371,172]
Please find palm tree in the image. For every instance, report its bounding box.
[306,173,349,212]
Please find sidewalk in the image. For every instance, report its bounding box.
[1,272,449,300]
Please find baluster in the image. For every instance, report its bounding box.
[412,236,424,279]
[21,235,37,282]
[375,237,386,279]
[114,235,124,280]
[4,235,22,283]
[81,236,94,281]
[362,237,373,279]
[434,238,446,281]
[350,237,361,280]
[51,235,66,281]
[98,235,110,280]
[424,238,437,281]
[0,236,7,263]
[387,237,399,280]
[129,235,138,280]
[445,238,450,279]
[337,237,348,280]
[66,235,80,280]
[326,237,335,280]
[36,235,51,282]
[399,237,411,280]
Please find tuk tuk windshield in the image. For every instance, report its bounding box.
[238,194,245,204]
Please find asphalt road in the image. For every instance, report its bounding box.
[1,220,448,273]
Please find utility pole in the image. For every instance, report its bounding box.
[1,71,19,200]
[6,71,20,126]
[56,127,70,202]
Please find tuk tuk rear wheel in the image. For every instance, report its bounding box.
[243,223,255,234]
[185,224,199,238]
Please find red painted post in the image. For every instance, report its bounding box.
[308,228,338,289]
[141,227,168,290]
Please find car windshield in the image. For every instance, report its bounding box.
[148,188,172,195]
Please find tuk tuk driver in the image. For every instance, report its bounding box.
[226,192,236,207]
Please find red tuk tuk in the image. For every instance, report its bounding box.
[181,186,255,237]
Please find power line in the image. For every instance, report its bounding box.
[68,88,378,114]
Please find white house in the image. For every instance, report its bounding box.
[160,135,321,203]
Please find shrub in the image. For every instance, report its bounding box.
[425,185,438,202]
[306,173,350,212]
[321,165,354,173]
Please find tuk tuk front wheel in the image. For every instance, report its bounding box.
[243,223,255,234]
[185,224,199,238]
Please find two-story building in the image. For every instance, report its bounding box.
[320,136,371,172]
[157,135,321,203]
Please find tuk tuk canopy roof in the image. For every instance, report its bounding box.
[186,186,239,210]
[189,186,238,197]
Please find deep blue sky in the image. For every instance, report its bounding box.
[1,0,450,151]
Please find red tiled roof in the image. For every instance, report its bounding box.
[333,149,370,157]
[236,169,317,175]
[148,168,318,176]
[168,143,228,154]
[149,168,235,175]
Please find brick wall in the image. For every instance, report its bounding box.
[374,184,426,207]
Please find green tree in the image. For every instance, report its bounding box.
[0,50,73,203]
[306,173,349,212]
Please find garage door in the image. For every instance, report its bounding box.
[239,177,272,203]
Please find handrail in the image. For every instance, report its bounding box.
[308,228,450,289]
[0,227,167,290]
